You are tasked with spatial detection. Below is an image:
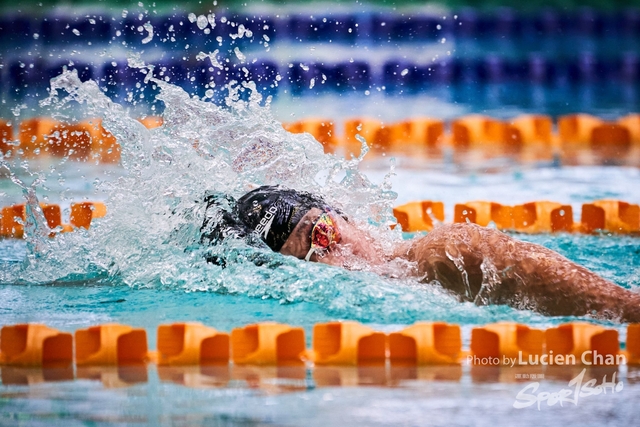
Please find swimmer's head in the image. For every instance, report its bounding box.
[235,185,335,251]
[201,185,335,252]
[202,185,385,269]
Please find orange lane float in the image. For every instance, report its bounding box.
[231,322,306,365]
[40,204,62,231]
[449,115,524,156]
[509,114,554,146]
[470,323,544,364]
[509,114,557,161]
[138,115,164,129]
[453,201,574,233]
[46,122,93,161]
[81,119,121,164]
[558,113,604,146]
[628,324,640,365]
[69,201,107,229]
[590,122,632,161]
[0,204,26,238]
[0,202,106,237]
[9,117,122,164]
[618,114,640,145]
[389,118,445,155]
[558,113,606,165]
[393,200,444,232]
[388,322,461,365]
[3,113,640,163]
[581,200,640,234]
[75,324,149,366]
[449,114,494,150]
[0,119,14,156]
[0,324,73,367]
[453,201,514,229]
[0,322,639,368]
[3,198,637,238]
[512,201,574,233]
[1,203,63,238]
[18,117,60,158]
[545,323,622,365]
[157,322,229,365]
[283,118,337,154]
[342,117,385,158]
[311,321,386,366]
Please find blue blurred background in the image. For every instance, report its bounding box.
[2,0,640,121]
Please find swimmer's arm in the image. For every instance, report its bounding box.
[400,223,640,323]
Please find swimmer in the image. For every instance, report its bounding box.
[201,185,640,323]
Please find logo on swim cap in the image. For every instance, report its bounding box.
[255,205,278,238]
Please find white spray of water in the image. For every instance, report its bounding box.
[0,67,556,324]
[2,66,403,296]
[196,50,224,70]
[141,22,154,44]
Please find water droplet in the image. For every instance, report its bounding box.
[141,22,154,44]
[234,47,246,62]
[197,15,208,30]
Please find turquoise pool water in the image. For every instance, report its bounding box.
[1,67,640,425]
[2,160,640,425]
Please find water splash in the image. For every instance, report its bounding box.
[1,66,416,313]
[0,160,50,260]
[2,64,637,325]
[444,241,472,300]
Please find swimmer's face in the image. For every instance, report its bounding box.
[279,208,385,268]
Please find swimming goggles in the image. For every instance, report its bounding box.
[305,211,341,261]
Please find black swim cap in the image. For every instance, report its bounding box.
[200,186,335,253]
[235,185,333,251]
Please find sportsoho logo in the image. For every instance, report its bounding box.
[506,350,625,410]
[513,368,623,410]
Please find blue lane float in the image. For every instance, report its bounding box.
[4,8,640,49]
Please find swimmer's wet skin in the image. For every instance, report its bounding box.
[202,185,640,323]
